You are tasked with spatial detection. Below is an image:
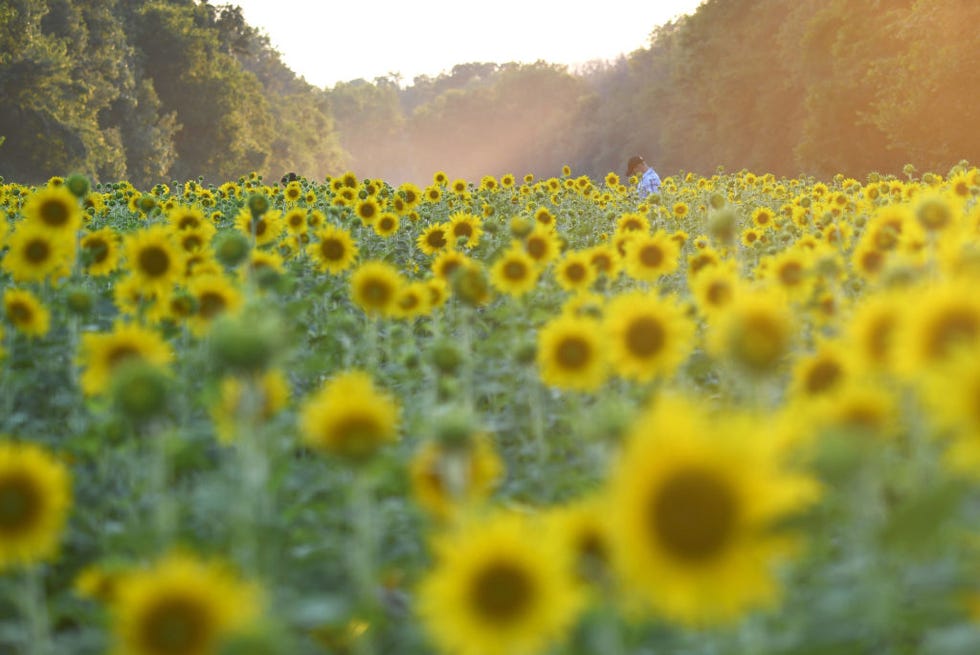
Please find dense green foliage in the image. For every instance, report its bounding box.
[1,0,977,184]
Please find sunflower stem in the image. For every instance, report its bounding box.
[23,565,52,655]
[150,423,177,545]
[348,470,377,655]
[233,376,270,578]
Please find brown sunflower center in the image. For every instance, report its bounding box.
[7,300,32,324]
[330,414,384,459]
[706,281,732,306]
[778,262,804,286]
[503,260,527,281]
[139,246,171,278]
[139,596,210,654]
[564,263,587,283]
[626,316,665,358]
[426,230,447,249]
[649,467,737,563]
[926,309,979,360]
[107,345,140,368]
[804,359,843,394]
[470,561,534,625]
[197,292,227,320]
[526,238,547,259]
[360,278,394,307]
[40,199,71,227]
[85,238,109,264]
[26,239,51,264]
[556,336,590,369]
[639,244,664,268]
[0,473,41,532]
[321,239,345,261]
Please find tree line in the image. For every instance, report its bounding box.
[1,0,976,187]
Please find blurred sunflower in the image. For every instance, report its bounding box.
[546,496,614,593]
[431,249,472,283]
[709,289,794,376]
[490,247,539,297]
[3,287,50,338]
[586,244,620,279]
[393,282,433,320]
[299,370,399,461]
[448,212,484,249]
[77,322,173,396]
[409,435,503,521]
[553,250,596,293]
[1,224,74,282]
[112,553,261,655]
[0,440,72,571]
[418,223,451,256]
[523,227,560,267]
[210,369,290,445]
[350,261,402,317]
[624,230,680,281]
[417,511,583,655]
[80,227,121,276]
[22,185,83,235]
[372,212,400,238]
[894,281,980,375]
[123,226,184,295]
[234,208,282,246]
[537,314,607,392]
[608,395,818,625]
[307,224,358,274]
[354,198,381,226]
[604,291,694,382]
[282,207,308,236]
[167,205,207,232]
[187,274,243,336]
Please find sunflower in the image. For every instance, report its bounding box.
[418,223,451,256]
[354,198,381,225]
[490,247,539,297]
[451,178,469,194]
[22,185,83,235]
[234,208,282,246]
[423,185,443,204]
[585,244,620,279]
[167,205,207,232]
[417,511,583,655]
[843,291,902,372]
[398,183,422,208]
[547,496,614,592]
[307,224,358,274]
[210,369,290,445]
[77,322,173,396]
[426,278,450,308]
[762,248,813,300]
[616,212,648,234]
[709,289,794,376]
[393,282,433,320]
[448,212,484,249]
[751,206,776,230]
[298,370,399,461]
[523,227,560,267]
[112,553,261,655]
[123,226,184,295]
[607,395,818,625]
[187,275,243,336]
[537,314,607,392]
[788,340,853,402]
[350,261,402,317]
[533,207,556,229]
[433,171,449,187]
[0,440,71,572]
[409,435,503,521]
[553,250,596,293]
[113,274,160,318]
[80,227,121,276]
[372,212,400,238]
[3,288,50,338]
[1,224,74,282]
[282,207,308,236]
[604,291,694,382]
[623,230,680,281]
[175,224,216,255]
[894,281,980,375]
[431,249,472,283]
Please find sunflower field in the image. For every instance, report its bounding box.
[2,164,980,655]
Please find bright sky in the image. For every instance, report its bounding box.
[230,0,706,88]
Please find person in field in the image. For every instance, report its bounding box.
[627,155,661,199]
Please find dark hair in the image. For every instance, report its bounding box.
[626,156,645,177]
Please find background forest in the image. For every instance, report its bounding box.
[1,0,977,186]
